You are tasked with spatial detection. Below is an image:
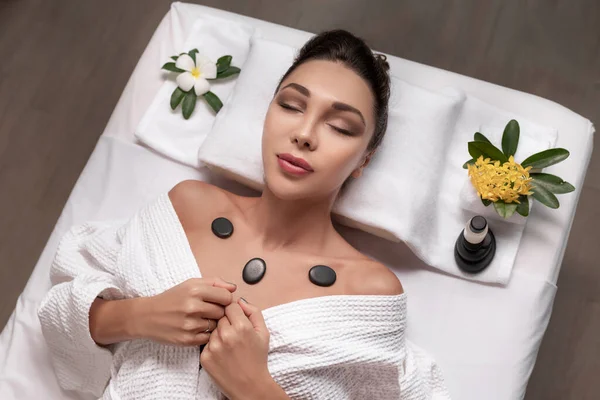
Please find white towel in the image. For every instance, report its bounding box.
[198,37,558,284]
[38,193,450,399]
[134,15,255,168]
[441,95,558,282]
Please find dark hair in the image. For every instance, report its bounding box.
[276,30,391,152]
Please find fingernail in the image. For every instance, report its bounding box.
[240,297,248,303]
[225,280,237,287]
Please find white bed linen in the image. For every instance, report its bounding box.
[0,2,594,399]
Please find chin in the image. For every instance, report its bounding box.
[264,173,312,201]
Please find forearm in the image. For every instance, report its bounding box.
[255,379,290,400]
[89,297,147,345]
[232,375,290,400]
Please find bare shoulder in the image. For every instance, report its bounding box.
[330,234,403,296]
[338,244,403,296]
[169,179,215,209]
[350,258,404,296]
[167,180,235,224]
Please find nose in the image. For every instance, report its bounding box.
[291,118,318,151]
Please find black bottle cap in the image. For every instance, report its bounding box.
[470,216,487,233]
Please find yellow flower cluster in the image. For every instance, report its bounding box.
[467,155,533,203]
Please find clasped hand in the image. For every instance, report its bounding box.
[141,277,272,399]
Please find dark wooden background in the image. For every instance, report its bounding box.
[0,0,598,398]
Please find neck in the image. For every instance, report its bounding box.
[245,186,337,253]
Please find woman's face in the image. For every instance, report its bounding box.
[262,59,376,201]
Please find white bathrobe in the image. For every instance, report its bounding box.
[38,193,450,400]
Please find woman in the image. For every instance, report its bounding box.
[39,30,449,399]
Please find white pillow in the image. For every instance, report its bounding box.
[198,38,293,188]
[198,37,557,285]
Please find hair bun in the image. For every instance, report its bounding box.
[374,53,390,72]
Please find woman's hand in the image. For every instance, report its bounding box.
[201,299,288,400]
[132,277,237,346]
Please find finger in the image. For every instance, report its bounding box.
[238,298,268,335]
[193,285,234,306]
[190,332,211,346]
[198,318,217,334]
[217,315,231,330]
[206,276,237,292]
[207,326,219,351]
[225,302,251,329]
[191,301,226,320]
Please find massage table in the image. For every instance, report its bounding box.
[0,2,594,399]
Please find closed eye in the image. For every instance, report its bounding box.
[328,124,354,136]
[278,102,302,113]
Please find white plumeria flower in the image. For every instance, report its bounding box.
[175,53,217,96]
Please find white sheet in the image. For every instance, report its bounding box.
[0,2,594,399]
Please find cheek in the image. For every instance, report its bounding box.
[262,106,289,178]
[262,106,276,148]
[262,107,279,168]
[318,134,366,181]
[262,105,294,151]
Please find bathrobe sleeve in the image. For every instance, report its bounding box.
[38,219,127,397]
[401,341,452,399]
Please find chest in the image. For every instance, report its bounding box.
[183,222,351,311]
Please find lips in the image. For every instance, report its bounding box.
[277,153,314,172]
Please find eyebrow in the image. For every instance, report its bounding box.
[280,83,366,127]
[280,83,310,97]
[331,102,366,127]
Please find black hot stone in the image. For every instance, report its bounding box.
[242,258,267,284]
[211,217,234,239]
[308,265,336,287]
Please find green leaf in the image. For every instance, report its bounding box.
[493,200,518,219]
[161,62,185,73]
[531,183,560,209]
[468,141,508,163]
[462,159,475,169]
[216,66,241,79]
[171,55,179,61]
[501,119,520,158]
[521,148,570,169]
[189,49,199,64]
[481,198,492,207]
[182,90,197,120]
[170,87,186,110]
[216,55,233,74]
[516,195,529,217]
[530,173,575,194]
[474,132,492,144]
[203,91,223,113]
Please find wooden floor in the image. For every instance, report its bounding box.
[0,0,598,398]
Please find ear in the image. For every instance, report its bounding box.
[351,151,375,178]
